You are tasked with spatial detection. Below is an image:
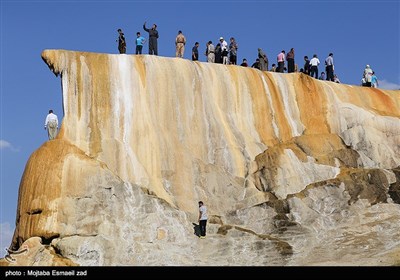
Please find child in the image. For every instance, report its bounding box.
[333,74,341,83]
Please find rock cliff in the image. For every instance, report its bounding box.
[2,50,400,266]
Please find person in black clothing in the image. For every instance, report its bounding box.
[251,58,261,70]
[240,58,248,67]
[325,53,334,81]
[117,29,126,54]
[215,43,222,63]
[303,56,310,75]
[287,48,295,73]
[192,42,199,61]
[143,22,159,55]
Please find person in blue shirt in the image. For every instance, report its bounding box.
[135,32,146,55]
[371,72,379,88]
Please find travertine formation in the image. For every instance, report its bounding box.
[2,50,400,266]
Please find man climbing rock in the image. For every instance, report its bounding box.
[143,22,159,55]
[44,109,59,140]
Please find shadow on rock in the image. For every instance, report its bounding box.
[192,223,201,237]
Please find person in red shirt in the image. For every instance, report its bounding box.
[287,48,295,73]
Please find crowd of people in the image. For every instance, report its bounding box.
[116,25,379,88]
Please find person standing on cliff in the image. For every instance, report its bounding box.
[325,53,334,81]
[135,32,146,54]
[363,65,373,87]
[277,50,285,73]
[175,30,186,58]
[44,110,59,140]
[214,43,222,63]
[229,37,238,65]
[371,71,378,88]
[219,37,228,64]
[286,48,295,73]
[309,54,320,79]
[303,56,311,75]
[143,22,159,55]
[198,201,208,239]
[117,29,126,54]
[206,41,215,63]
[258,48,269,71]
[192,42,199,61]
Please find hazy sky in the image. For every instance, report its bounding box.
[0,0,399,252]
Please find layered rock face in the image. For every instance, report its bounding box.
[3,50,400,266]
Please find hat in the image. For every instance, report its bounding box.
[219,37,224,40]
[366,64,370,68]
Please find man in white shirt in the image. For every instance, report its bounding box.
[309,54,320,79]
[219,37,228,64]
[44,109,59,140]
[198,201,208,239]
[363,65,373,87]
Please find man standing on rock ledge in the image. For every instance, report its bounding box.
[175,30,186,58]
[198,201,208,239]
[143,22,159,55]
[44,109,58,140]
[116,29,126,54]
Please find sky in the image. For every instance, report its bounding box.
[0,0,399,254]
